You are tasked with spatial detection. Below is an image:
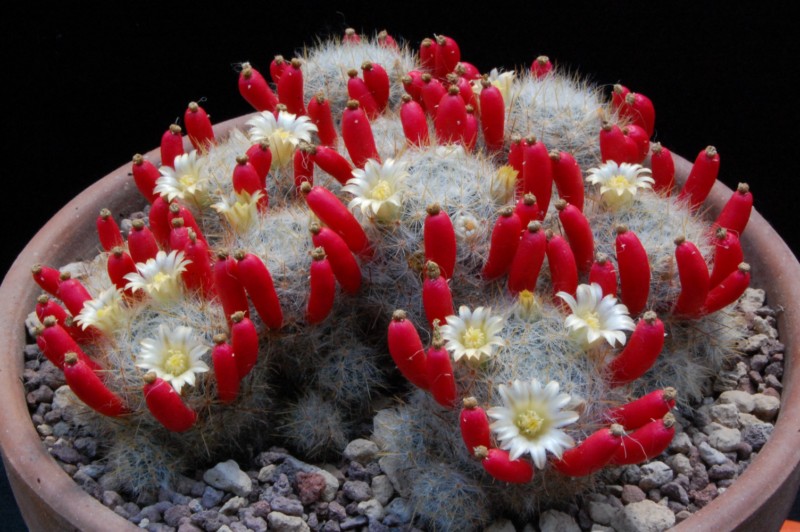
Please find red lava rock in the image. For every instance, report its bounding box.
[296,471,328,505]
[690,483,718,508]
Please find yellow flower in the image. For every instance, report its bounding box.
[212,190,263,233]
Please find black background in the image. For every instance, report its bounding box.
[2,2,797,528]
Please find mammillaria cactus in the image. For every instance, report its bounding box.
[28,29,751,527]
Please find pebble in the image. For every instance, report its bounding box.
[690,483,718,508]
[270,496,304,517]
[668,432,692,454]
[717,390,755,413]
[752,393,781,420]
[588,501,618,525]
[342,480,372,502]
[741,421,774,450]
[661,482,690,506]
[200,486,224,509]
[343,439,379,464]
[639,461,673,491]
[485,518,516,532]
[203,460,253,497]
[357,499,385,520]
[704,423,742,452]
[621,484,646,504]
[267,511,310,532]
[666,453,693,476]
[709,403,740,428]
[370,475,394,506]
[612,499,675,532]
[698,441,728,466]
[539,510,581,532]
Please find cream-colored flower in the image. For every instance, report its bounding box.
[343,158,408,223]
[124,250,191,303]
[75,287,126,334]
[155,151,209,207]
[487,379,579,468]
[440,306,505,363]
[453,213,481,241]
[557,283,636,349]
[586,161,654,209]
[491,165,519,203]
[514,290,543,321]
[212,189,263,233]
[137,324,209,392]
[247,110,317,168]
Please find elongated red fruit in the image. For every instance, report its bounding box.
[246,140,272,185]
[611,84,630,110]
[343,27,361,44]
[547,231,578,300]
[552,424,625,477]
[455,62,481,81]
[347,69,379,119]
[620,91,655,137]
[148,196,171,248]
[182,231,215,298]
[434,87,466,144]
[715,183,753,236]
[132,154,161,203]
[308,93,338,147]
[448,72,476,109]
[422,262,454,328]
[421,74,446,117]
[479,79,505,152]
[377,30,398,50]
[649,143,675,195]
[306,247,336,324]
[475,446,533,484]
[508,136,525,178]
[599,122,637,164]
[426,330,457,408]
[311,145,354,185]
[310,223,361,295]
[38,317,99,370]
[169,218,190,251]
[679,146,720,210]
[387,309,428,390]
[522,137,552,216]
[610,414,676,465]
[235,250,283,329]
[231,311,259,378]
[709,228,743,288]
[35,294,68,327]
[128,219,160,264]
[341,100,380,168]
[615,225,650,315]
[624,124,650,164]
[673,236,710,316]
[550,151,584,212]
[589,253,617,298]
[233,155,268,210]
[301,182,372,259]
[32,264,61,296]
[400,95,430,147]
[184,102,215,150]
[213,253,250,324]
[402,71,426,105]
[168,202,206,246]
[702,262,751,315]
[238,62,278,112]
[434,35,460,79]
[508,221,546,294]
[606,311,665,386]
[419,38,438,72]
[143,373,197,432]
[160,124,184,169]
[212,334,239,404]
[460,397,491,454]
[605,387,677,430]
[482,207,522,280]
[513,194,541,231]
[57,273,92,317]
[277,58,306,115]
[464,105,478,152]
[362,61,390,113]
[556,200,594,273]
[107,247,137,295]
[293,143,315,192]
[63,352,127,417]
[531,55,553,78]
[270,55,287,84]
[423,203,456,279]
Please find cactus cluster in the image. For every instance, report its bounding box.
[29,28,753,525]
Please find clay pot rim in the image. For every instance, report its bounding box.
[1,116,798,530]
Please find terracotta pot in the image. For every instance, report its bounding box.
[1,118,799,531]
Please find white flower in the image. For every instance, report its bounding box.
[247,110,317,168]
[586,161,654,209]
[155,151,209,207]
[557,283,636,349]
[514,290,543,321]
[473,68,515,107]
[453,213,481,241]
[75,287,126,334]
[343,158,408,223]
[440,306,505,363]
[490,165,519,203]
[487,379,579,468]
[212,189,263,233]
[137,324,209,392]
[124,250,191,303]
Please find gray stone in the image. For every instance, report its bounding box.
[370,475,394,506]
[668,432,692,454]
[708,463,737,481]
[621,484,646,504]
[587,501,618,525]
[738,288,765,313]
[639,461,673,491]
[704,423,742,452]
[340,515,369,530]
[201,486,224,509]
[620,465,642,485]
[343,438,379,463]
[377,455,411,497]
[741,421,774,450]
[52,385,77,410]
[739,333,769,353]
[283,457,340,502]
[242,516,268,532]
[661,482,690,505]
[666,454,693,476]
[270,496,304,517]
[258,464,277,483]
[164,505,192,527]
[383,497,412,525]
[698,441,728,466]
[267,511,310,532]
[539,510,581,532]
[357,499,385,521]
[612,499,676,532]
[177,523,204,532]
[752,393,781,421]
[102,490,124,508]
[709,403,740,428]
[343,480,372,502]
[220,496,246,515]
[485,518,516,532]
[203,460,253,497]
[717,390,755,413]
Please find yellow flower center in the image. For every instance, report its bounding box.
[151,272,172,290]
[370,180,392,201]
[179,174,197,189]
[515,409,546,438]
[462,326,486,349]
[607,174,632,192]
[164,349,190,376]
[583,311,601,330]
[95,307,108,320]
